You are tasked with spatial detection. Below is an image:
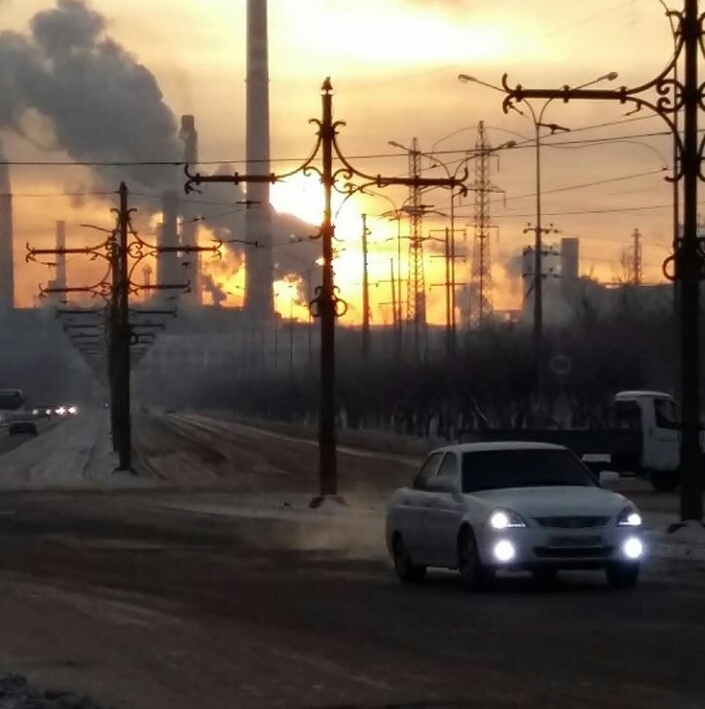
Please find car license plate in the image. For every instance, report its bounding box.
[549,535,602,547]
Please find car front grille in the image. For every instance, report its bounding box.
[533,545,614,559]
[534,515,610,529]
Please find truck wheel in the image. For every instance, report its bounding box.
[649,469,680,493]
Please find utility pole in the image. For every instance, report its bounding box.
[289,297,294,380]
[28,184,217,472]
[491,0,703,522]
[522,223,559,399]
[361,214,371,364]
[377,260,400,364]
[428,228,453,358]
[390,257,398,363]
[115,182,132,470]
[185,79,464,505]
[273,298,279,373]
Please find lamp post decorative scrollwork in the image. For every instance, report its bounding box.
[185,78,468,506]
[473,0,703,523]
[27,182,221,471]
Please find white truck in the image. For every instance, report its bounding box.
[0,388,38,436]
[460,390,688,492]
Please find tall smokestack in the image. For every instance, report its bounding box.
[157,191,181,302]
[0,162,14,310]
[560,237,579,296]
[245,0,273,319]
[55,220,67,292]
[180,115,200,306]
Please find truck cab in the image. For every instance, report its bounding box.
[460,390,690,492]
[612,391,682,491]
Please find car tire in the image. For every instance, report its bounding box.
[532,568,558,585]
[392,534,426,584]
[606,562,640,589]
[457,527,491,590]
[649,468,680,493]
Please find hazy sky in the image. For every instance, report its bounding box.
[0,0,684,319]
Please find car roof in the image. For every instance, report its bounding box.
[429,441,568,455]
[615,390,673,400]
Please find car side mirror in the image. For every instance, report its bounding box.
[426,477,456,493]
[599,471,620,486]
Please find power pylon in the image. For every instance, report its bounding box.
[405,138,427,360]
[468,121,502,327]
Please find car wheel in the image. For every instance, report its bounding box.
[606,562,640,589]
[533,568,558,585]
[649,468,680,493]
[392,534,426,583]
[457,527,491,589]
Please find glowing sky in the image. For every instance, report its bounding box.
[1,0,685,321]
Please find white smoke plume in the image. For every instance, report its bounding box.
[0,0,180,190]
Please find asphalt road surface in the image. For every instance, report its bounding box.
[0,418,60,456]
[0,411,702,709]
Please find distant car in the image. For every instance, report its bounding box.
[55,405,78,416]
[8,419,39,436]
[32,405,53,420]
[386,442,645,590]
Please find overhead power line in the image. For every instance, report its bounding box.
[491,202,673,219]
[0,120,689,170]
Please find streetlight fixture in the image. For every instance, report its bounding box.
[458,70,618,412]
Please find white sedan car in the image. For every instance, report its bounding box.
[386,442,645,589]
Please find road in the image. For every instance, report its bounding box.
[0,418,59,456]
[0,410,702,709]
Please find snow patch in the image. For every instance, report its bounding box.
[0,672,104,709]
[667,520,705,542]
[0,410,159,491]
[647,520,705,561]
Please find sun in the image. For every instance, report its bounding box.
[269,172,362,240]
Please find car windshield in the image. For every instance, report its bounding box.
[462,449,598,493]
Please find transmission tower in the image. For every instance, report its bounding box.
[405,137,426,359]
[468,121,501,328]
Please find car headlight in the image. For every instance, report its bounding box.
[623,537,644,559]
[68,406,77,415]
[617,506,642,527]
[489,509,527,530]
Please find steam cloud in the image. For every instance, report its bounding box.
[0,0,180,190]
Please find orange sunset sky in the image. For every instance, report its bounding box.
[0,0,687,323]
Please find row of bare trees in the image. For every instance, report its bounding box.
[188,289,680,436]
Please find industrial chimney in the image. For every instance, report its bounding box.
[157,191,181,302]
[0,161,14,310]
[180,115,201,306]
[560,237,580,295]
[244,0,273,319]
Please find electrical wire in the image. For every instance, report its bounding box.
[0,121,686,170]
[490,203,673,219]
[493,167,666,207]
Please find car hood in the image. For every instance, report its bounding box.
[470,486,630,517]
